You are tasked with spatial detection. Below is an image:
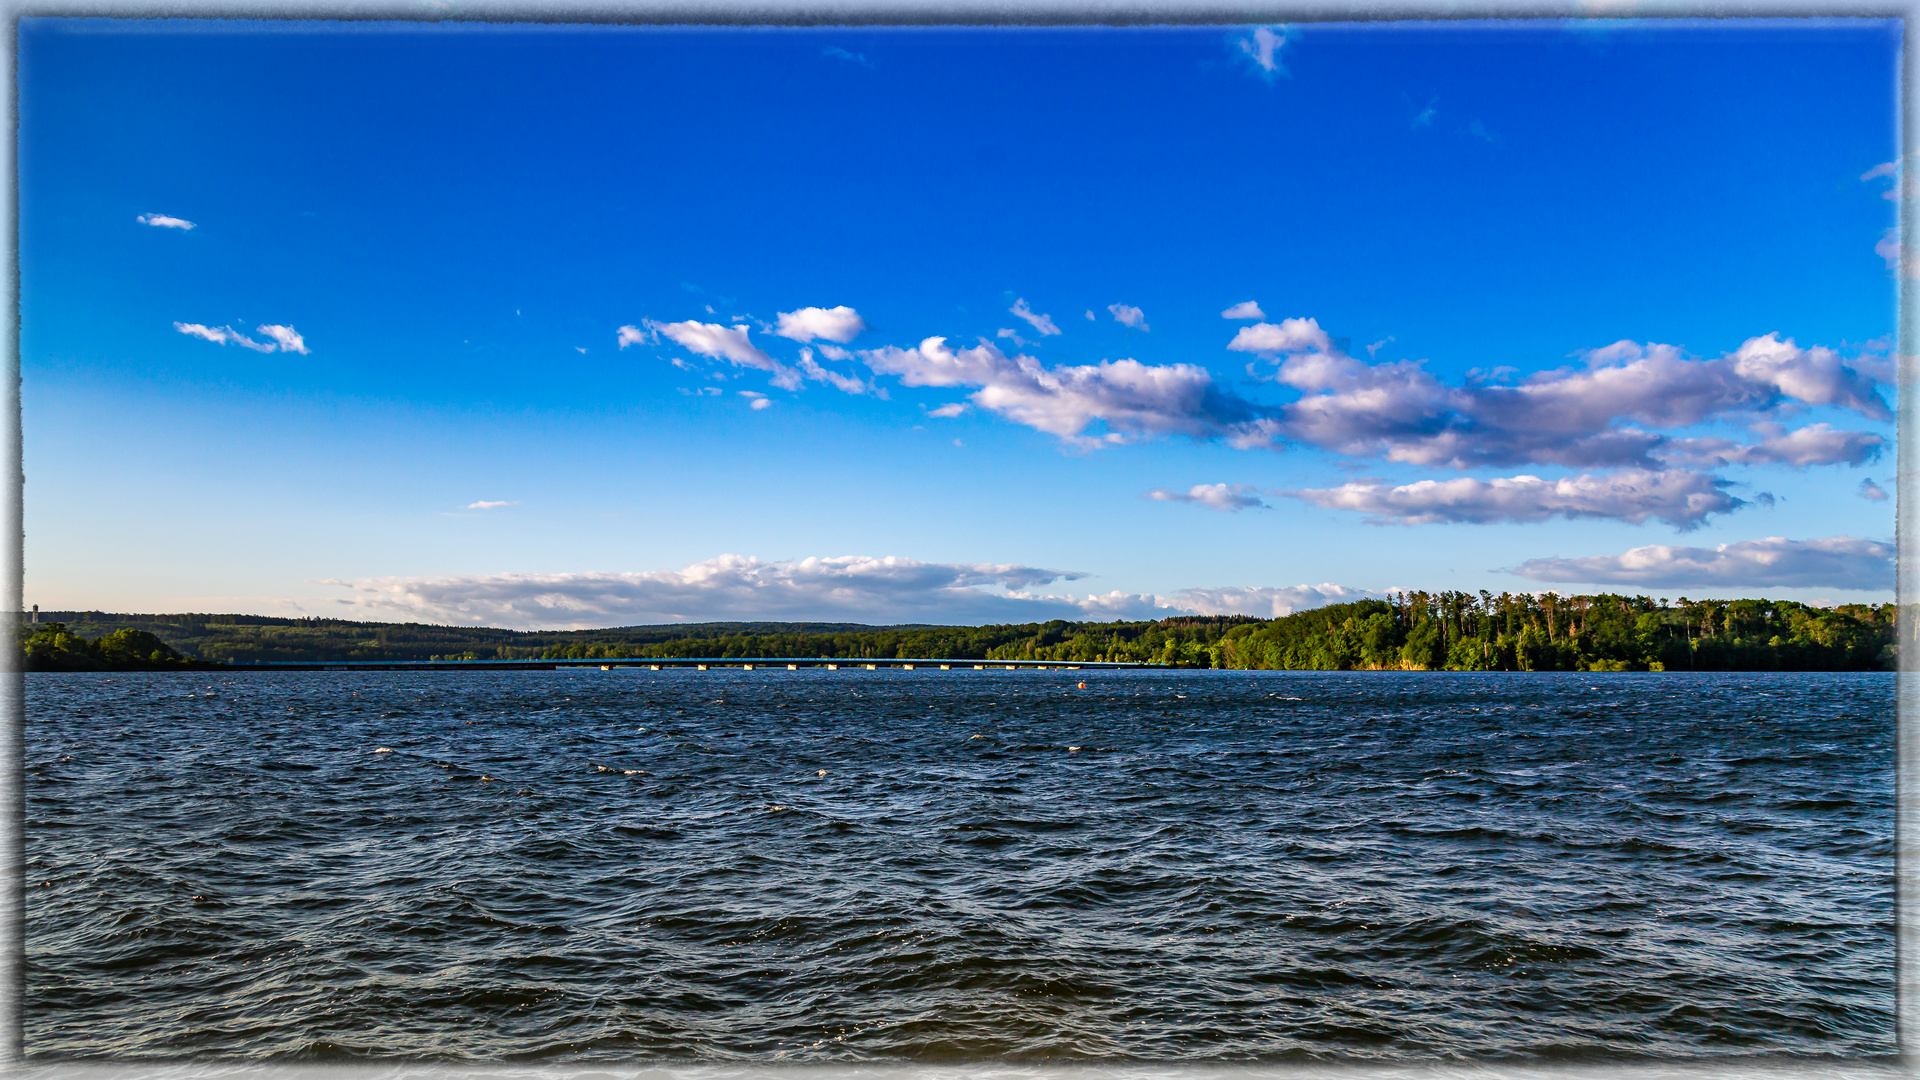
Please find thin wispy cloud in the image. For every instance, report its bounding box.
[137,213,195,230]
[324,554,1376,630]
[1509,535,1894,590]
[822,46,869,65]
[1859,477,1888,501]
[1220,301,1264,320]
[1008,298,1061,336]
[1862,159,1903,201]
[1108,304,1149,331]
[466,500,518,510]
[1146,483,1267,512]
[739,390,773,410]
[1236,26,1289,78]
[1280,468,1744,529]
[1410,96,1438,129]
[774,305,867,344]
[797,347,882,396]
[173,322,309,354]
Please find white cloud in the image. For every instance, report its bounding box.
[1876,227,1909,276]
[996,328,1029,347]
[324,553,1376,630]
[646,319,777,370]
[1237,26,1288,76]
[927,402,969,418]
[137,213,195,230]
[797,348,881,396]
[1859,478,1888,501]
[1009,298,1061,336]
[467,500,518,510]
[327,555,1093,629]
[1158,583,1378,619]
[1509,536,1894,591]
[739,390,773,410]
[1227,317,1334,356]
[1257,329,1892,470]
[172,322,298,354]
[816,343,853,362]
[616,325,648,349]
[1220,301,1265,320]
[1280,468,1744,528]
[1862,161,1898,183]
[858,336,1279,450]
[774,305,867,344]
[822,46,869,65]
[1658,423,1884,468]
[1146,483,1267,512]
[1108,303,1149,331]
[1085,310,1097,321]
[257,324,309,355]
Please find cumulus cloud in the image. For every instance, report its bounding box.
[1009,298,1061,336]
[774,305,866,344]
[1280,468,1743,529]
[646,319,777,370]
[1658,423,1884,468]
[1146,483,1267,512]
[1220,301,1265,320]
[173,322,308,354]
[857,336,1278,450]
[1237,26,1288,76]
[617,325,648,349]
[927,402,969,418]
[137,213,195,230]
[739,390,773,410]
[1247,325,1891,470]
[1227,317,1333,356]
[1859,477,1888,501]
[257,324,309,355]
[1108,303,1149,330]
[324,553,1377,630]
[467,500,517,509]
[1509,536,1894,591]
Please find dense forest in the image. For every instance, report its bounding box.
[19,622,218,672]
[22,592,1898,671]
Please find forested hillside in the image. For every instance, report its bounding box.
[22,592,1896,671]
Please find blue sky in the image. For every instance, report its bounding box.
[23,18,1901,627]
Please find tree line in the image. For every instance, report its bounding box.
[19,623,218,672]
[19,595,1898,671]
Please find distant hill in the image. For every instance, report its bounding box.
[16,593,1896,671]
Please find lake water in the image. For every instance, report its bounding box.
[22,669,1895,1062]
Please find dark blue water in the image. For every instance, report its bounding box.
[23,669,1895,1062]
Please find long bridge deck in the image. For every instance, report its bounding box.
[219,658,1159,672]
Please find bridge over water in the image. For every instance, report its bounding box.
[221,658,1162,673]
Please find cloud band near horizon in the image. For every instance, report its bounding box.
[321,554,1380,630]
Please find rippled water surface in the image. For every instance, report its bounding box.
[24,669,1895,1062]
